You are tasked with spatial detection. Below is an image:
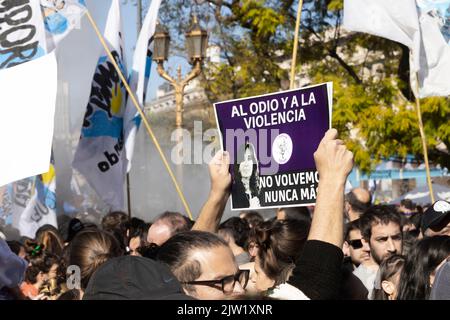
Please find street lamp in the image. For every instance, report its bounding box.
[153,16,208,130]
[153,16,208,205]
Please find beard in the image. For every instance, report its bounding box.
[370,248,392,265]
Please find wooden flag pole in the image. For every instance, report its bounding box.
[126,173,132,218]
[290,0,304,89]
[414,72,435,203]
[85,10,194,220]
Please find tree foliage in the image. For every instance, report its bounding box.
[157,0,450,172]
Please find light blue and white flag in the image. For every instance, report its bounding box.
[73,0,127,210]
[124,0,162,171]
[0,0,47,69]
[40,0,87,51]
[18,161,57,238]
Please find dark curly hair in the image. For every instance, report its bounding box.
[218,217,251,249]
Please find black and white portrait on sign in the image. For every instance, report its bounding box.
[232,141,261,209]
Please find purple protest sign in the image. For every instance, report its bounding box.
[213,82,332,210]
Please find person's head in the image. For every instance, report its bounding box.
[397,235,450,300]
[359,205,403,265]
[276,206,311,223]
[157,231,247,300]
[234,142,259,196]
[218,217,250,250]
[23,241,60,286]
[127,217,150,255]
[147,211,191,246]
[372,255,405,300]
[66,218,85,243]
[67,229,123,290]
[344,188,372,221]
[239,211,264,228]
[253,219,310,292]
[101,211,129,251]
[399,199,416,216]
[421,200,450,237]
[35,224,65,257]
[101,211,129,231]
[6,240,26,259]
[343,219,370,267]
[239,142,257,179]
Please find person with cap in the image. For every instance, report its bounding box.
[421,200,450,237]
[83,255,193,300]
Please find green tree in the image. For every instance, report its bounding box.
[157,0,450,172]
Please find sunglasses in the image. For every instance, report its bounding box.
[347,239,363,249]
[182,269,250,294]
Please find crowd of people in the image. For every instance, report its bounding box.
[0,129,449,300]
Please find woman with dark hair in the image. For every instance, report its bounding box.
[232,142,261,209]
[372,255,405,300]
[127,217,150,256]
[20,240,60,299]
[250,219,310,299]
[397,235,450,300]
[66,229,123,298]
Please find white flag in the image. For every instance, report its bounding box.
[0,52,57,187]
[18,162,57,238]
[40,0,87,51]
[0,0,48,69]
[9,178,34,231]
[124,0,162,171]
[343,0,421,71]
[412,1,450,97]
[343,0,450,97]
[73,0,127,211]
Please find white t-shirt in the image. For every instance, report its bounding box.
[268,283,310,300]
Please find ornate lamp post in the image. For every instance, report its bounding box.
[153,16,208,132]
[153,16,208,199]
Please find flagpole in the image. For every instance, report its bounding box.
[85,10,194,220]
[414,72,435,203]
[126,0,145,220]
[126,173,132,218]
[290,0,304,89]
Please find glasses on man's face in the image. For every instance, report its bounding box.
[348,239,363,249]
[182,269,250,294]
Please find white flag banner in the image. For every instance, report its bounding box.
[73,0,127,211]
[19,162,57,238]
[0,0,48,69]
[343,0,421,70]
[124,0,162,171]
[0,52,57,187]
[40,0,87,51]
[412,0,450,97]
[343,0,450,97]
[10,178,34,231]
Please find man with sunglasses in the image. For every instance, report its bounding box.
[343,219,371,270]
